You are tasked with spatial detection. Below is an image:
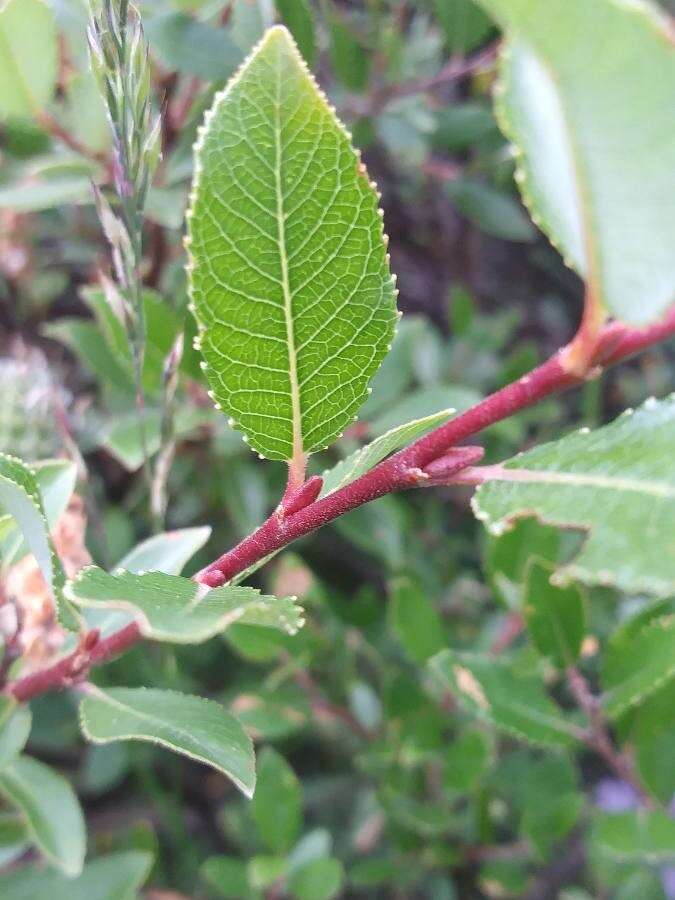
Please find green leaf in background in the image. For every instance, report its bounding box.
[0,755,86,876]
[326,8,370,92]
[473,395,675,597]
[485,518,562,610]
[287,857,344,900]
[601,615,675,721]
[523,559,585,669]
[64,73,110,154]
[116,526,212,575]
[79,687,256,797]
[201,855,251,899]
[445,178,536,243]
[432,102,498,153]
[0,0,57,119]
[252,747,302,853]
[389,576,445,663]
[592,810,675,864]
[145,13,243,80]
[187,25,397,461]
[66,566,304,643]
[430,650,578,746]
[434,0,494,54]
[0,175,93,211]
[443,728,492,793]
[481,0,675,324]
[320,408,453,496]
[275,0,315,66]
[0,699,31,770]
[0,851,153,900]
[0,453,77,629]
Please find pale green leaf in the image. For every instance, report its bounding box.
[523,559,585,669]
[0,0,57,119]
[320,408,453,496]
[0,851,152,900]
[79,687,256,797]
[592,810,675,864]
[145,13,243,80]
[0,453,78,629]
[287,857,344,900]
[473,395,675,597]
[481,0,675,323]
[0,755,86,876]
[430,649,579,746]
[252,747,302,853]
[601,616,675,720]
[0,699,31,770]
[187,26,397,461]
[0,176,92,211]
[66,566,304,644]
[116,526,212,575]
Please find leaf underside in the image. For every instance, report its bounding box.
[187,25,397,461]
[482,0,675,324]
[473,395,675,597]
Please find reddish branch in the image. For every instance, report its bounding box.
[4,305,675,701]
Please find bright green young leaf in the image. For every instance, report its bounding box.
[592,810,675,864]
[187,26,397,462]
[79,687,256,797]
[0,699,31,770]
[601,616,675,721]
[473,395,675,597]
[430,650,579,747]
[389,576,445,664]
[116,526,212,575]
[252,747,302,853]
[0,755,86,876]
[523,559,585,669]
[66,566,304,644]
[0,453,77,629]
[276,0,315,66]
[0,850,152,900]
[481,0,675,324]
[320,408,453,496]
[0,0,57,119]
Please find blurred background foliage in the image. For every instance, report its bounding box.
[1,0,675,897]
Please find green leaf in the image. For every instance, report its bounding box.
[187,25,397,461]
[287,857,344,900]
[320,408,453,496]
[0,755,86,876]
[275,0,315,66]
[252,747,302,853]
[0,699,31,770]
[432,102,497,153]
[592,810,675,864]
[66,566,304,644]
[145,13,243,80]
[445,178,536,243]
[0,0,57,119]
[116,526,212,575]
[430,649,578,746]
[79,687,256,797]
[523,559,585,669]
[327,9,370,92]
[0,175,92,211]
[389,576,445,663]
[201,855,252,899]
[0,453,77,629]
[601,616,675,720]
[434,0,494,54]
[0,851,152,900]
[481,0,675,324]
[473,395,675,597]
[443,729,492,793]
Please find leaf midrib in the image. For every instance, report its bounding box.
[496,468,675,499]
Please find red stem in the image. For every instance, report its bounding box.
[5,306,675,700]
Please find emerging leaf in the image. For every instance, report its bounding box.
[473,395,675,597]
[79,687,256,797]
[0,756,86,877]
[481,0,675,324]
[66,566,304,644]
[187,26,397,462]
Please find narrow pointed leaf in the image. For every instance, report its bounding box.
[66,566,304,644]
[187,25,397,461]
[79,687,256,797]
[473,395,675,597]
[320,408,453,496]
[430,649,579,747]
[480,0,675,323]
[0,756,86,876]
